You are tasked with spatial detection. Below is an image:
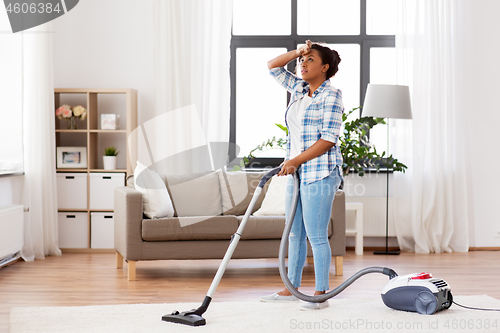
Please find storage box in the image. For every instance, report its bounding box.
[91,212,114,249]
[58,212,88,248]
[56,173,87,209]
[89,173,125,210]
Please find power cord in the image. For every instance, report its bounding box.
[453,301,500,312]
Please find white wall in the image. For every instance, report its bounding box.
[50,0,499,248]
[462,0,500,247]
[52,0,157,124]
[52,0,157,179]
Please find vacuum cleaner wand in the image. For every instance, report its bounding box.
[162,166,283,326]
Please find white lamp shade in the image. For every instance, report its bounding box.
[362,84,412,119]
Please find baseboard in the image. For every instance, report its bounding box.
[346,247,500,252]
[61,248,116,254]
[346,246,400,252]
[469,247,500,251]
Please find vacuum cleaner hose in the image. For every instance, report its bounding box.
[278,169,398,303]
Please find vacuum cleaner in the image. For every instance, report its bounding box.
[381,272,452,315]
[162,166,452,326]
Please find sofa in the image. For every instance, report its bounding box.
[114,169,346,281]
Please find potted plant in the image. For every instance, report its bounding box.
[234,107,407,185]
[103,146,119,170]
[339,107,407,177]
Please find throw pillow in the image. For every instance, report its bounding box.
[134,161,174,219]
[253,175,291,216]
[164,171,222,217]
[217,169,270,215]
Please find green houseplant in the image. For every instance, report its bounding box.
[103,146,119,170]
[339,107,407,177]
[234,107,407,177]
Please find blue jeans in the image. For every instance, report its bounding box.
[284,165,342,292]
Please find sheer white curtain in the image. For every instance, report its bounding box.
[393,0,470,253]
[21,21,61,260]
[152,0,232,174]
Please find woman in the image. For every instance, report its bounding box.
[260,40,344,310]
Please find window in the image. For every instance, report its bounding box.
[232,0,291,36]
[0,10,24,175]
[236,48,288,158]
[230,0,396,167]
[297,0,360,35]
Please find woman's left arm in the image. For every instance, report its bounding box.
[278,90,343,176]
[278,139,334,176]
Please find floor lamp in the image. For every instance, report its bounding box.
[362,84,412,255]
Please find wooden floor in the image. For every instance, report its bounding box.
[1,250,499,331]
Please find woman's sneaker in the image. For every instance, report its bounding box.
[299,300,329,310]
[260,292,300,302]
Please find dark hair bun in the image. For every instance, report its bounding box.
[309,43,341,79]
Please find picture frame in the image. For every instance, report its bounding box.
[101,114,120,130]
[57,147,87,168]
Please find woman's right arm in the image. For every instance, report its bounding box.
[268,41,312,92]
[267,40,312,69]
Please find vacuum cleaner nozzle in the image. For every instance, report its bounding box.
[162,310,206,326]
[162,296,212,326]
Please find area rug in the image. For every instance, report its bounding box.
[10,295,500,333]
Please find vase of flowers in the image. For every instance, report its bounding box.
[103,146,119,170]
[55,104,87,129]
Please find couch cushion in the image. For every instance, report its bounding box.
[237,215,333,240]
[163,171,222,217]
[217,170,271,216]
[142,215,238,241]
[236,215,285,240]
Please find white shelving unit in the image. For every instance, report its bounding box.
[54,88,137,252]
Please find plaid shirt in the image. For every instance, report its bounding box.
[270,66,344,185]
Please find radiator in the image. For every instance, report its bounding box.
[0,205,24,268]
